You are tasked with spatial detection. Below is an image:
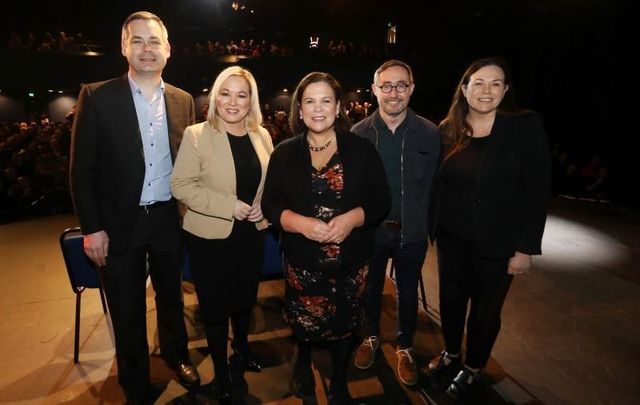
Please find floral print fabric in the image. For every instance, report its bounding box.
[283,152,369,341]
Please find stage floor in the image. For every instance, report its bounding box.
[0,198,638,404]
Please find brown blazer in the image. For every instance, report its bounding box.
[171,121,273,239]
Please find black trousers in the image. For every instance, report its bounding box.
[103,201,188,400]
[184,222,264,381]
[437,232,513,369]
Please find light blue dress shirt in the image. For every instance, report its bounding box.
[128,74,173,205]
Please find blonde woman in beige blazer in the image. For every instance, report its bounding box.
[171,66,273,403]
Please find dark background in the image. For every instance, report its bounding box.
[0,0,635,202]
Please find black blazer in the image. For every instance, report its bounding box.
[431,111,551,258]
[70,74,195,254]
[262,131,391,268]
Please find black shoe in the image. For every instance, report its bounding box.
[125,384,163,405]
[446,367,480,400]
[213,378,232,405]
[168,360,201,389]
[428,350,461,378]
[328,380,352,405]
[231,341,262,372]
[290,364,315,398]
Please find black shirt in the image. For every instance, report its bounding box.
[438,135,490,242]
[227,133,260,204]
[374,115,408,221]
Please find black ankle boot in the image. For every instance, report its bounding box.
[428,350,461,378]
[290,362,315,398]
[328,379,352,405]
[213,376,232,405]
[446,367,480,400]
[231,341,262,372]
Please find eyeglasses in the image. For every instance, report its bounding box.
[376,82,410,93]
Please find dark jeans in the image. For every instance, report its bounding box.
[437,232,513,369]
[362,227,427,348]
[103,202,188,400]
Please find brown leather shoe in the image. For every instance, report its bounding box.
[354,336,380,370]
[396,348,418,386]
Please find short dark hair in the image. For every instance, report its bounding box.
[373,59,414,84]
[288,72,351,135]
[121,11,168,45]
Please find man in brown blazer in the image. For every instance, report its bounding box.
[70,11,199,404]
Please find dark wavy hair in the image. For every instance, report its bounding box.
[440,57,520,162]
[289,72,351,135]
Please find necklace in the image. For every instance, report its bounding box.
[308,138,332,152]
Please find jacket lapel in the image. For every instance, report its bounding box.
[247,129,270,204]
[116,75,145,162]
[164,85,182,162]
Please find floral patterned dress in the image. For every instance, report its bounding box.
[284,151,369,341]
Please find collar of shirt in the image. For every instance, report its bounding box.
[374,111,409,137]
[127,72,166,100]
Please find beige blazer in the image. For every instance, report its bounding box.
[171,121,273,239]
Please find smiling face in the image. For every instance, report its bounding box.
[462,64,509,115]
[300,81,340,136]
[121,18,170,78]
[372,65,414,118]
[215,75,251,131]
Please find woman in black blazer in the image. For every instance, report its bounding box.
[427,58,550,399]
[262,72,390,403]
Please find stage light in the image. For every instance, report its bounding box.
[540,214,631,270]
[202,88,209,92]
[48,89,54,93]
[28,92,35,98]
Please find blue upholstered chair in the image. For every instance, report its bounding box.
[59,227,109,363]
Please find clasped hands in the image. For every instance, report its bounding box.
[301,213,355,244]
[234,199,264,222]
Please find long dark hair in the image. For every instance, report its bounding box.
[289,72,351,135]
[440,57,518,162]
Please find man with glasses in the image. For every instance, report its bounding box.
[351,59,441,386]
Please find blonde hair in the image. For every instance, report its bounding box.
[207,66,263,133]
[121,11,169,47]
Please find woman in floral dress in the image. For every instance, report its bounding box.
[262,72,390,404]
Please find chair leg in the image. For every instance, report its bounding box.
[98,286,108,315]
[96,266,109,315]
[96,266,116,346]
[74,293,81,364]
